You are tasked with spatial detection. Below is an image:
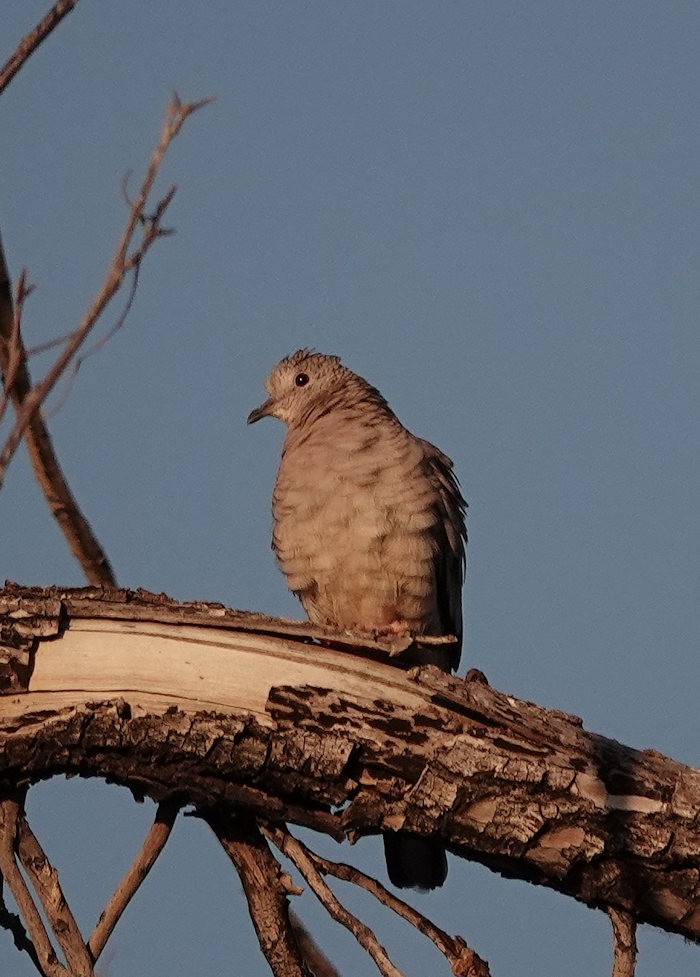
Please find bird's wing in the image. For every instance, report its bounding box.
[420,439,467,671]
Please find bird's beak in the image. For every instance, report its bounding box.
[247,398,274,424]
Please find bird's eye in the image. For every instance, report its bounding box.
[294,372,309,387]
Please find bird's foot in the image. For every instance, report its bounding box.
[372,619,412,638]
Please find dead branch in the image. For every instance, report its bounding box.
[0,269,31,426]
[266,824,406,977]
[0,586,699,951]
[0,93,212,492]
[608,907,637,977]
[0,796,67,977]
[0,238,116,586]
[300,849,490,977]
[88,800,180,961]
[15,813,94,975]
[0,0,82,97]
[206,812,313,977]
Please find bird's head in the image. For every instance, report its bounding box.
[247,349,351,427]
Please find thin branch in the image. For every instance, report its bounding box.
[0,236,117,585]
[88,800,180,961]
[205,812,313,977]
[0,0,82,97]
[0,261,29,425]
[25,331,77,357]
[299,847,491,977]
[42,257,141,421]
[609,907,637,977]
[265,824,406,977]
[16,814,94,976]
[0,93,212,496]
[0,797,67,977]
[0,873,43,972]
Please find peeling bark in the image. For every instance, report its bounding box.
[0,585,698,943]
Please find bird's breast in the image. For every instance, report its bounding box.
[271,426,441,631]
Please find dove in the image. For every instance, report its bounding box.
[248,349,467,889]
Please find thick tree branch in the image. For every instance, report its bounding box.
[0,586,698,952]
[0,0,82,97]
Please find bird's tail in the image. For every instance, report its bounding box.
[383,834,447,890]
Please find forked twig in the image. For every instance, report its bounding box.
[0,0,82,97]
[42,253,141,421]
[264,824,406,977]
[299,846,491,977]
[0,93,212,495]
[88,800,180,961]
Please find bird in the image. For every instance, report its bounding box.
[248,348,467,889]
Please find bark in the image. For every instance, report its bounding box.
[206,812,312,977]
[0,585,698,944]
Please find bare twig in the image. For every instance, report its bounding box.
[0,0,82,96]
[205,812,313,977]
[0,797,67,977]
[0,94,212,496]
[16,814,94,975]
[0,266,29,425]
[299,847,491,977]
[0,236,117,585]
[265,824,406,977]
[609,907,637,977]
[42,259,142,420]
[88,800,180,961]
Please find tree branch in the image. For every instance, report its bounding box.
[15,812,94,975]
[0,93,212,492]
[608,907,637,977]
[88,800,180,961]
[0,237,116,585]
[0,796,67,977]
[0,0,82,97]
[266,823,405,977]
[206,811,313,977]
[0,870,43,972]
[0,587,698,952]
[297,846,490,977]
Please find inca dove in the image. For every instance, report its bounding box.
[248,349,467,889]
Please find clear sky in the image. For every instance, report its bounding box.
[2,2,698,975]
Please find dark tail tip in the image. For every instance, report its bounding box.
[383,834,448,891]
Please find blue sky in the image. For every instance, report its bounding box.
[1,2,698,975]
